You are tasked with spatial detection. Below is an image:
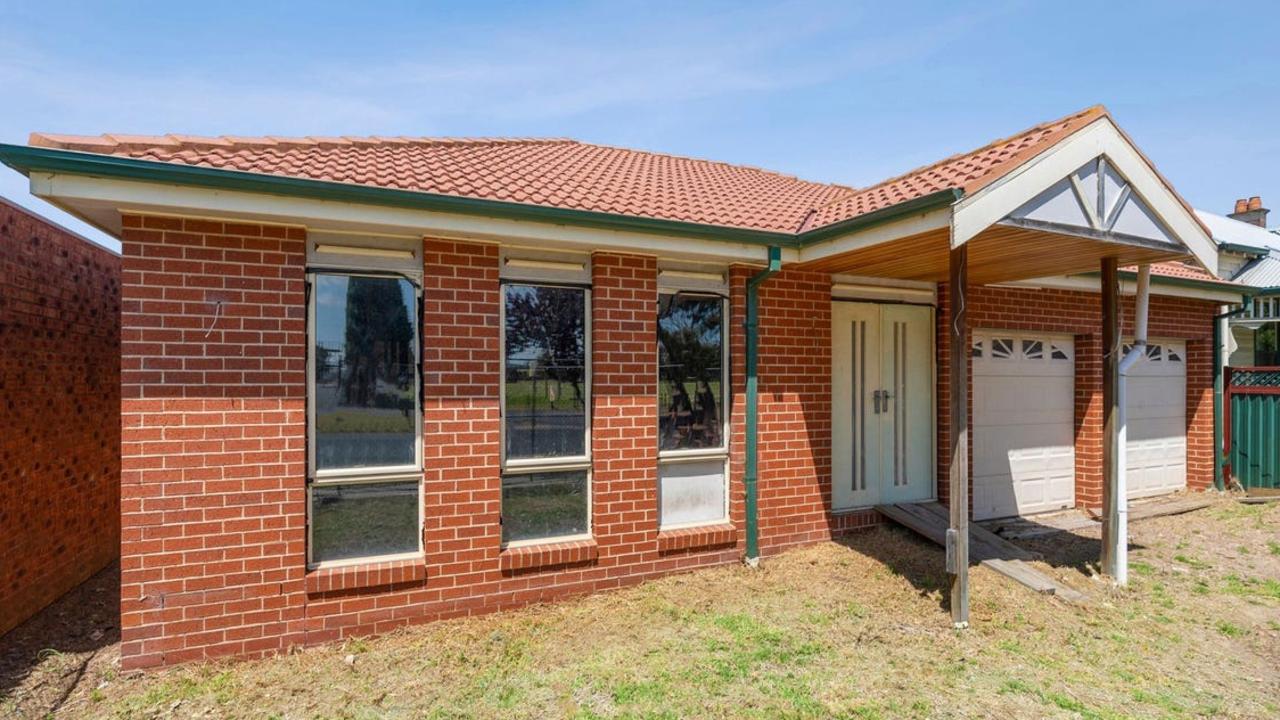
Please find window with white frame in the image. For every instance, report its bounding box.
[307,269,422,566]
[501,282,590,544]
[657,290,729,528]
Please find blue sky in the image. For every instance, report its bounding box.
[1,1,1277,251]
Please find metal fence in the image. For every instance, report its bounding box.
[1224,366,1280,490]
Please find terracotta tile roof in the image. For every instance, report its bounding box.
[1137,261,1239,286]
[801,106,1109,230]
[28,134,850,234]
[28,106,1111,235]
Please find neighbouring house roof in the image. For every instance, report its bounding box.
[1195,209,1279,253]
[1233,252,1280,287]
[27,106,1112,237]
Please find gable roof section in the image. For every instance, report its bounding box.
[802,106,1108,230]
[23,106,1115,238]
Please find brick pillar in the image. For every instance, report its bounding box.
[937,283,952,507]
[1074,332,1103,510]
[118,215,307,670]
[591,253,659,571]
[420,239,503,594]
[1185,338,1214,490]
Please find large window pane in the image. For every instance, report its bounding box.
[311,481,419,563]
[503,285,587,459]
[658,294,724,451]
[502,470,589,543]
[314,274,418,470]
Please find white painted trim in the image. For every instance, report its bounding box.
[997,274,1242,303]
[30,172,795,265]
[951,118,1217,274]
[795,207,952,265]
[832,275,937,304]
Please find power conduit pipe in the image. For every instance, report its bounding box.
[1112,264,1151,586]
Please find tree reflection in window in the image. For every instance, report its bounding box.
[314,274,417,470]
[503,285,587,460]
[658,294,724,451]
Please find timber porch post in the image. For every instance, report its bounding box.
[948,243,970,627]
[1100,257,1121,576]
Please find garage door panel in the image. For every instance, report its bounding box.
[973,331,1076,520]
[1125,341,1186,498]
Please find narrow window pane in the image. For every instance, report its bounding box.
[658,294,724,451]
[503,285,587,459]
[312,481,419,563]
[502,470,589,543]
[314,274,418,470]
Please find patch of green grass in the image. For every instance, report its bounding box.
[1223,574,1280,600]
[1216,621,1245,638]
[1131,561,1156,577]
[1174,554,1210,569]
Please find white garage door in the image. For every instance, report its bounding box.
[973,333,1076,520]
[1126,341,1187,498]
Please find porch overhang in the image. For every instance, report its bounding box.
[792,221,1191,286]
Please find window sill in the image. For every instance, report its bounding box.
[305,558,427,595]
[500,537,599,573]
[657,523,737,554]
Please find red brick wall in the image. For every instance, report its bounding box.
[0,200,120,636]
[117,217,1220,668]
[936,284,1218,512]
[118,215,308,669]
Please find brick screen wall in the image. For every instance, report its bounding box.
[0,199,120,636]
[117,213,1220,668]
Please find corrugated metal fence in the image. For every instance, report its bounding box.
[1225,367,1280,490]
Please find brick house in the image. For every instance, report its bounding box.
[0,105,1245,668]
[0,197,120,636]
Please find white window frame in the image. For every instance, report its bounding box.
[305,264,424,569]
[656,286,731,529]
[498,279,593,547]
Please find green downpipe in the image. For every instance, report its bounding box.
[744,246,782,563]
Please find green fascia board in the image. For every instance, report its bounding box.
[0,143,799,247]
[0,143,963,250]
[795,189,963,245]
[1218,242,1269,257]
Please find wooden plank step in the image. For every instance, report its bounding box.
[913,502,1041,562]
[877,502,1089,605]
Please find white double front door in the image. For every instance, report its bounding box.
[831,302,934,509]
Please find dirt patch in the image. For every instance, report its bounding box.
[0,562,119,718]
[4,498,1279,719]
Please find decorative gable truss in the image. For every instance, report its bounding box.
[1003,156,1177,248]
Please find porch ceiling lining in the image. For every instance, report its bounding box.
[793,225,1189,286]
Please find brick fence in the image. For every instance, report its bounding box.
[0,198,120,636]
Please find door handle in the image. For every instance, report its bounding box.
[872,389,880,414]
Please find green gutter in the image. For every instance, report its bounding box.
[0,144,962,250]
[1219,242,1270,257]
[795,189,963,244]
[0,144,799,248]
[744,246,782,564]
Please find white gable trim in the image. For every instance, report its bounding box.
[951,117,1217,275]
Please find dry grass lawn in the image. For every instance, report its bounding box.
[3,496,1279,719]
